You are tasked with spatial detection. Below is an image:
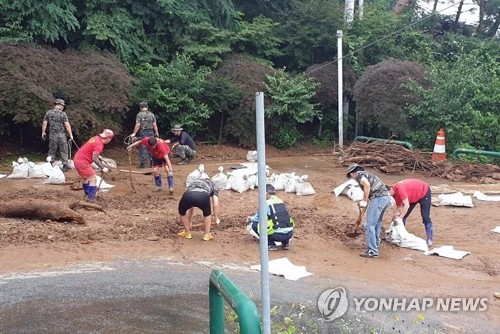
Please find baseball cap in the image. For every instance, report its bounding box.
[99,129,114,139]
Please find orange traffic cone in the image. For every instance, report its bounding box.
[432,128,446,161]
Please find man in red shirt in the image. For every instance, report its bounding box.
[74,129,114,201]
[127,137,174,193]
[387,179,434,246]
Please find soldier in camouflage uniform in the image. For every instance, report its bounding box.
[41,99,74,172]
[347,164,391,258]
[130,101,159,168]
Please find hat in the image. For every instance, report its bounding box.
[54,98,66,106]
[139,101,148,108]
[346,163,364,178]
[148,137,157,146]
[265,184,276,195]
[171,124,183,131]
[99,129,114,139]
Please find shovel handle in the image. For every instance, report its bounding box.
[354,206,367,233]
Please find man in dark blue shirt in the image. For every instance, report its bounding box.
[166,124,196,165]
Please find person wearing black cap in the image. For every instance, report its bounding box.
[246,184,294,251]
[130,101,159,168]
[41,99,74,172]
[127,136,174,192]
[346,164,391,258]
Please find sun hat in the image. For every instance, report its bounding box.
[266,184,276,195]
[139,101,148,108]
[99,129,114,139]
[148,137,157,146]
[346,163,364,178]
[54,98,66,106]
[171,124,183,131]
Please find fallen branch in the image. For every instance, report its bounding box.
[0,200,105,224]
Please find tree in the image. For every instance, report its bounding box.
[353,60,428,138]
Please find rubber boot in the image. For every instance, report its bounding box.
[424,222,434,246]
[87,185,97,201]
[82,183,90,197]
[154,175,162,191]
[167,175,174,193]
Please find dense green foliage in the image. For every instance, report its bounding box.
[0,0,498,152]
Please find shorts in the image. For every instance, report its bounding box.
[152,157,165,168]
[74,158,96,179]
[178,191,211,217]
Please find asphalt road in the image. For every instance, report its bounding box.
[0,259,494,333]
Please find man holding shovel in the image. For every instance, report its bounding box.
[74,129,114,201]
[347,164,391,258]
[126,137,174,193]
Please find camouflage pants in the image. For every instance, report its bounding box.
[48,134,69,164]
[176,145,196,160]
[138,129,154,165]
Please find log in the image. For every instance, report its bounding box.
[0,200,104,224]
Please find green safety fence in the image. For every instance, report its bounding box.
[209,269,261,334]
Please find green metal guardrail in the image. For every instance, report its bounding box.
[354,136,414,150]
[209,269,261,334]
[452,148,500,160]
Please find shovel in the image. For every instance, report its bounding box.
[347,206,366,238]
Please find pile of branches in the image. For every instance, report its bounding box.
[340,142,500,183]
[340,142,436,174]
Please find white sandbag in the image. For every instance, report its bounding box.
[269,173,286,191]
[28,163,46,178]
[333,179,359,197]
[246,150,258,162]
[41,162,53,176]
[347,186,364,202]
[473,191,500,202]
[247,174,257,190]
[211,166,228,190]
[45,165,66,184]
[186,164,205,187]
[296,182,316,196]
[96,175,115,190]
[7,161,29,179]
[284,173,299,193]
[231,175,250,193]
[385,218,428,252]
[67,159,75,170]
[101,157,117,169]
[437,192,474,207]
[247,222,260,239]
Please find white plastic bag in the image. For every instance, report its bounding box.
[28,162,46,178]
[284,173,299,193]
[231,175,250,193]
[346,186,364,202]
[246,150,258,162]
[45,165,66,184]
[385,217,428,252]
[211,166,228,190]
[186,164,205,187]
[7,161,29,178]
[295,175,316,196]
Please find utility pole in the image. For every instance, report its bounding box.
[337,30,343,149]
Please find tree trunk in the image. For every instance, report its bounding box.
[432,0,439,12]
[476,0,485,35]
[452,0,465,32]
[486,15,500,37]
[218,111,224,145]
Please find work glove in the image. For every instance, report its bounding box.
[42,133,47,140]
[168,171,174,177]
[69,135,74,141]
[102,167,109,174]
[130,133,136,139]
[359,200,368,208]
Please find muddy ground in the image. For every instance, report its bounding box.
[0,143,499,332]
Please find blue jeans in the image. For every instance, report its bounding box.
[402,188,434,243]
[365,195,391,255]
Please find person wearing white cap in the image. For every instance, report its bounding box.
[74,129,114,201]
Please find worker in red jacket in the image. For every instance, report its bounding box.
[387,179,434,246]
[127,137,174,193]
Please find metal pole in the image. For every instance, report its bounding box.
[337,30,344,149]
[255,92,271,334]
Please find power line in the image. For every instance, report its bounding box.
[307,1,462,75]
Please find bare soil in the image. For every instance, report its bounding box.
[1,143,499,332]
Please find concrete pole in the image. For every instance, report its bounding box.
[255,92,271,334]
[345,0,355,23]
[337,30,344,149]
[359,0,364,20]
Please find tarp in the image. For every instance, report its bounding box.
[250,257,313,281]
